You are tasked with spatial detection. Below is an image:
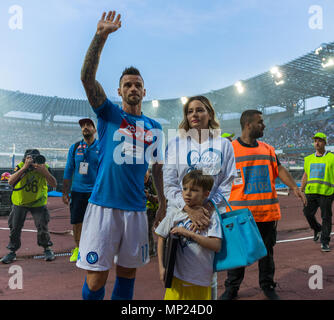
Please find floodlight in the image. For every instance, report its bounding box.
[315,47,323,55]
[270,66,284,85]
[315,43,327,55]
[314,43,334,68]
[181,97,188,105]
[234,81,245,94]
[270,66,279,75]
[275,80,285,86]
[322,58,334,68]
[152,100,159,108]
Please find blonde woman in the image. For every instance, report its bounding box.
[163,95,237,299]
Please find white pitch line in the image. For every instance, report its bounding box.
[33,252,71,259]
[277,232,334,243]
[0,227,72,235]
[1,228,333,245]
[0,227,37,232]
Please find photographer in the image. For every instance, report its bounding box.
[0,149,57,264]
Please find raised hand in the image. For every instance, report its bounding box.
[97,11,122,39]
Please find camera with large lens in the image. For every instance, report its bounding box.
[31,154,46,165]
[23,149,46,170]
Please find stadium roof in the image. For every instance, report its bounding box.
[142,41,334,116]
[0,42,334,123]
[204,41,334,112]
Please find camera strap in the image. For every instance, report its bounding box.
[72,141,81,167]
[11,173,35,192]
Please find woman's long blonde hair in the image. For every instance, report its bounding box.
[178,95,220,132]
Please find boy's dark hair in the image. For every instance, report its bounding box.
[240,109,262,130]
[182,170,214,192]
[119,66,143,85]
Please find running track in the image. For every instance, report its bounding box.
[0,194,333,300]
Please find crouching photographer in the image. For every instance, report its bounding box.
[0,149,57,264]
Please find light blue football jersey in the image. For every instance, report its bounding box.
[89,99,163,211]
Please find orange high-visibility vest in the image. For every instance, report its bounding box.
[229,139,281,222]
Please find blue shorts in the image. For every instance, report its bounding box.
[70,191,91,224]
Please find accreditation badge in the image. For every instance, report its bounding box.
[79,162,89,175]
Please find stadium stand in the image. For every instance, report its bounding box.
[0,42,334,170]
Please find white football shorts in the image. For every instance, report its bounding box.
[76,203,150,271]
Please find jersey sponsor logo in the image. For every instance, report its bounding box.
[243,165,272,195]
[86,251,99,264]
[310,163,326,179]
[118,118,153,145]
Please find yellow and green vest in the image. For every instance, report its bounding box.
[11,162,49,207]
[304,152,334,196]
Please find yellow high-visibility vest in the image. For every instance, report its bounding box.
[304,152,334,196]
[11,162,49,207]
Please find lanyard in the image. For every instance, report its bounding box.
[80,139,96,162]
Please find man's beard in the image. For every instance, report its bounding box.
[83,132,93,139]
[126,95,141,106]
[250,130,263,139]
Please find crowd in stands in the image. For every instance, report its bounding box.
[0,121,82,168]
[0,110,333,168]
[0,122,82,151]
[265,117,334,150]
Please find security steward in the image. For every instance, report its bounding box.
[220,110,306,300]
[301,132,334,252]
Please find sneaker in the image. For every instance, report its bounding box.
[262,285,280,300]
[313,230,321,242]
[70,247,79,262]
[0,251,16,264]
[219,288,238,300]
[321,244,331,252]
[44,248,55,261]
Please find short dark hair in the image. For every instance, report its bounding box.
[119,66,143,85]
[23,149,40,162]
[182,170,214,192]
[240,109,262,130]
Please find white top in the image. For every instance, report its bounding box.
[163,135,237,212]
[155,207,222,287]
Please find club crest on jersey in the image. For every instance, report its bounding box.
[86,251,99,264]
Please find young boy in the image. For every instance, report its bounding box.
[155,170,222,300]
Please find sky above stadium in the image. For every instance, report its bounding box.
[1,0,334,106]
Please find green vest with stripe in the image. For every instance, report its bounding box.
[11,162,49,207]
[304,152,334,196]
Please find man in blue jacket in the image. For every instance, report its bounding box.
[62,118,99,262]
